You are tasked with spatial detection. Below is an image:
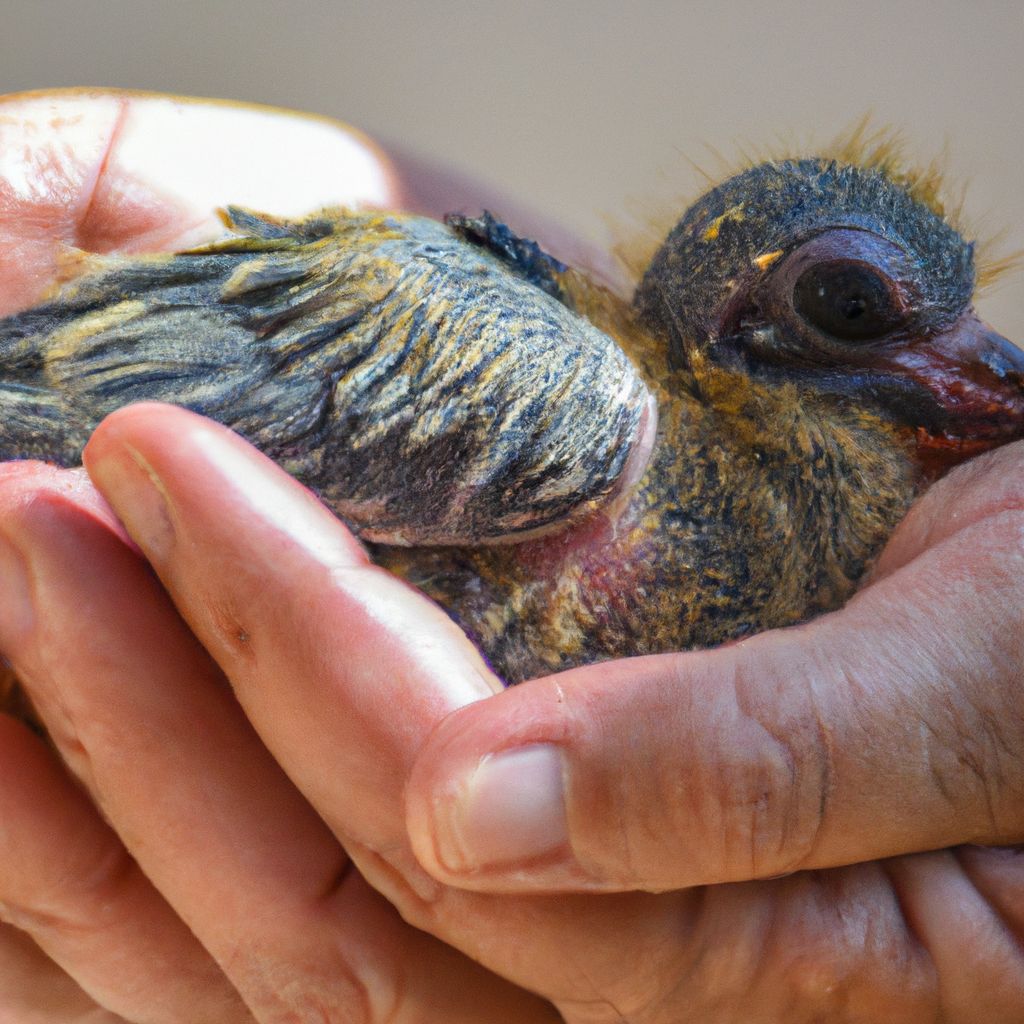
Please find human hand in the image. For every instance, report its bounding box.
[0,88,557,1024]
[3,88,1023,1024]
[54,399,1022,1023]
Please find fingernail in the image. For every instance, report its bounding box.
[87,445,175,562]
[432,745,568,873]
[0,535,34,642]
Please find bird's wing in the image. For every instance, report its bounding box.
[0,209,651,547]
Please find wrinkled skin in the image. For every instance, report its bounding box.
[1,90,1023,1023]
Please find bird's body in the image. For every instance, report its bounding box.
[0,153,1021,689]
[380,301,918,680]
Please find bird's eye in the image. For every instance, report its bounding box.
[792,260,903,342]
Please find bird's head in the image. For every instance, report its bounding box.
[634,157,1024,478]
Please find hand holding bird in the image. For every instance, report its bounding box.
[0,90,1022,1023]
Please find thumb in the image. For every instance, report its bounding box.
[406,449,1024,893]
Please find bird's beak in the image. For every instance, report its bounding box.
[879,310,1024,473]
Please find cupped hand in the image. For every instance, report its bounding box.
[2,89,1023,1024]
[0,89,556,1024]
[59,402,1023,1023]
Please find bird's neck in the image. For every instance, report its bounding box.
[678,368,923,623]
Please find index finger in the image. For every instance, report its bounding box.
[84,402,501,849]
[0,88,399,315]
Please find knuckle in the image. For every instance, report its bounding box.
[64,837,138,920]
[897,509,1024,839]
[242,969,378,1024]
[231,929,408,1024]
[0,841,136,939]
[766,868,938,1020]
[629,868,937,1022]
[711,662,833,880]
[776,929,934,1020]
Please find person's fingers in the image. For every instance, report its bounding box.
[0,88,399,315]
[885,850,1024,1017]
[83,402,500,856]
[78,401,1024,1020]
[0,468,253,1022]
[0,710,249,1022]
[956,845,1024,936]
[401,442,1024,893]
[0,461,556,1023]
[78,403,700,1010]
[0,921,125,1024]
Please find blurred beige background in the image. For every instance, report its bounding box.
[4,0,1022,336]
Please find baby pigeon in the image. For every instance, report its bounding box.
[0,146,1021,688]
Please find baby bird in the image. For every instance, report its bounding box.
[0,149,1021,687]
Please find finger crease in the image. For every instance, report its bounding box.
[952,846,1024,968]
